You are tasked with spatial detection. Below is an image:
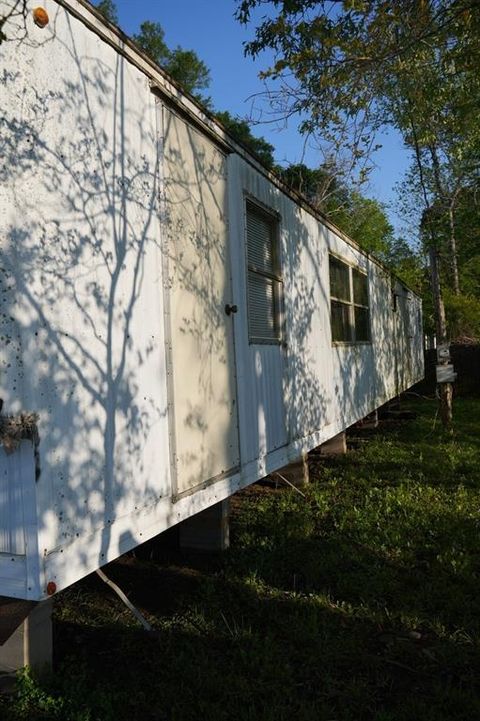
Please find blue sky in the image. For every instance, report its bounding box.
[100,0,412,236]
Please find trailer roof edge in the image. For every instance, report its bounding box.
[53,0,420,298]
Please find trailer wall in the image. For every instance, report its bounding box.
[0,0,423,600]
[0,0,172,596]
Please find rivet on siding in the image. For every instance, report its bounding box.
[33,7,49,27]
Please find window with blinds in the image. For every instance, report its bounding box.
[246,201,282,343]
[329,255,370,343]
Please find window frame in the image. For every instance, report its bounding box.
[328,253,371,345]
[245,198,283,345]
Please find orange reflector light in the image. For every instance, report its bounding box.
[46,581,57,595]
[33,7,49,28]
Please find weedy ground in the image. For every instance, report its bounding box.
[1,396,479,721]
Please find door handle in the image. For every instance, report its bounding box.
[225,304,238,316]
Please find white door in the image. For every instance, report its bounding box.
[244,199,288,458]
[161,105,240,497]
[228,161,288,466]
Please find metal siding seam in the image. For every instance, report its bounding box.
[20,441,41,598]
[157,104,178,501]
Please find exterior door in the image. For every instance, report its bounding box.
[229,184,289,465]
[160,105,240,497]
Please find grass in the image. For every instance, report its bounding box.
[1,396,479,720]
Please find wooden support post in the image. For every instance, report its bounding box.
[318,431,347,456]
[274,451,309,488]
[0,599,52,680]
[178,500,230,552]
[358,409,379,430]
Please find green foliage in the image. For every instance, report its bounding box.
[0,665,101,720]
[334,192,394,257]
[420,184,480,298]
[384,238,426,295]
[278,162,351,214]
[381,236,438,334]
[96,3,275,167]
[452,187,480,297]
[279,163,333,204]
[236,0,480,343]
[132,20,170,67]
[95,0,118,25]
[460,255,480,298]
[216,110,276,169]
[396,168,480,336]
[2,398,480,720]
[279,163,395,256]
[132,21,211,99]
[443,290,480,342]
[166,48,210,96]
[236,1,480,154]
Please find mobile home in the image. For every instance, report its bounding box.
[0,0,423,606]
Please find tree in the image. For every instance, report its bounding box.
[236,0,480,428]
[97,4,275,159]
[165,48,211,97]
[279,163,394,256]
[398,164,480,342]
[335,192,394,258]
[132,21,170,67]
[133,21,211,99]
[216,111,276,169]
[95,0,118,25]
[279,162,347,211]
[454,184,480,298]
[385,238,427,297]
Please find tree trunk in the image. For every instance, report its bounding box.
[439,382,453,428]
[428,145,462,296]
[429,244,453,431]
[409,112,453,432]
[409,120,453,431]
[429,245,448,345]
[448,199,461,295]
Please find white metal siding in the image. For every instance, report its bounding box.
[0,448,26,555]
[249,346,288,457]
[230,155,424,457]
[0,555,29,598]
[0,0,171,594]
[0,440,40,599]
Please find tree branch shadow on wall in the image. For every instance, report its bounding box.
[1,12,168,575]
[0,2,421,595]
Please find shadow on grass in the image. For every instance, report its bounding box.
[47,546,480,721]
[2,398,480,721]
